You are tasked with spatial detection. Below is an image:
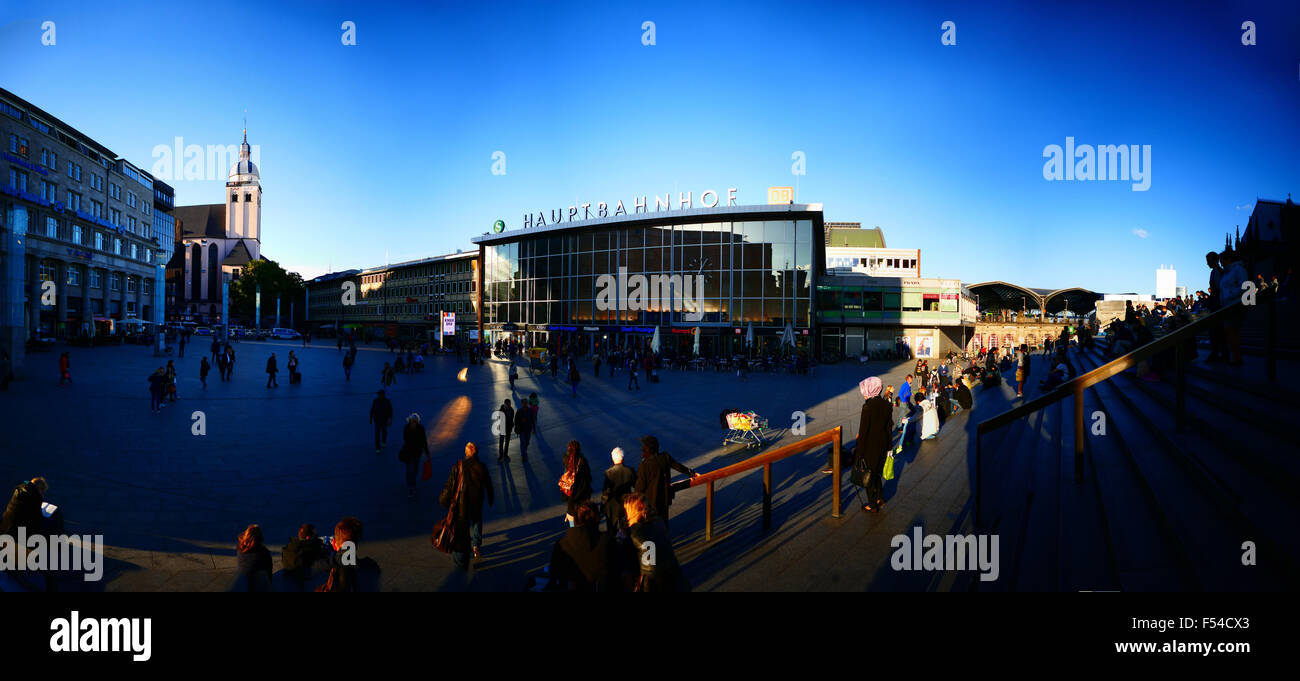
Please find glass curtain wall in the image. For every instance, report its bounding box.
[483,219,814,331]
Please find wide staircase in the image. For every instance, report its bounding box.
[973,296,1300,591]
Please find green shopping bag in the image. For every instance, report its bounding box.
[882,453,895,481]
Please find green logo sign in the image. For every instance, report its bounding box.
[492,219,505,233]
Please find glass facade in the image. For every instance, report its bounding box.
[482,218,815,329]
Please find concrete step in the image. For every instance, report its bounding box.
[1073,348,1287,589]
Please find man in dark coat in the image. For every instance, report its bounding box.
[514,401,535,462]
[266,352,278,388]
[497,400,514,461]
[370,390,393,454]
[633,435,697,533]
[601,447,637,533]
[439,442,495,568]
[954,377,974,410]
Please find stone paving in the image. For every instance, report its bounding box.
[0,339,1019,591]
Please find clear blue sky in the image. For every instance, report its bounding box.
[4,0,1297,294]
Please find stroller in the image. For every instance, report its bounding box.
[721,409,770,449]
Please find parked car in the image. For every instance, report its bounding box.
[194,327,213,336]
[270,328,302,340]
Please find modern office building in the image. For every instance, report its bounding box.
[472,202,823,357]
[167,130,265,322]
[305,250,478,342]
[1,88,173,376]
[816,274,976,359]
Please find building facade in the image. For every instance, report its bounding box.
[167,130,264,322]
[1,88,172,376]
[817,274,976,359]
[472,203,823,358]
[305,250,478,343]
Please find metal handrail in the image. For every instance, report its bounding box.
[671,426,843,541]
[973,296,1273,526]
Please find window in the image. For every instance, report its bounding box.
[127,191,136,208]
[110,273,121,291]
[110,208,121,226]
[127,216,137,232]
[71,224,81,244]
[231,193,238,202]
[66,266,79,286]
[38,261,55,281]
[90,269,102,288]
[244,193,251,203]
[130,243,138,260]
[65,191,80,212]
[90,200,102,218]
[94,232,104,250]
[127,276,137,293]
[109,182,120,200]
[142,279,152,294]
[114,238,122,255]
[8,169,27,193]
[45,216,56,237]
[40,180,56,201]
[145,249,152,264]
[67,161,81,181]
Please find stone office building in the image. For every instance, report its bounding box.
[1,88,172,377]
[305,250,479,342]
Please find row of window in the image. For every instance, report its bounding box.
[8,136,151,219]
[37,261,154,294]
[486,270,812,303]
[343,301,473,316]
[37,214,155,263]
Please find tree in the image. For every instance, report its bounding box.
[228,259,305,326]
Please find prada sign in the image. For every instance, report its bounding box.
[522,188,738,229]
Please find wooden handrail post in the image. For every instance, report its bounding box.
[975,432,982,527]
[705,481,714,541]
[762,463,772,531]
[831,426,842,519]
[1073,380,1085,483]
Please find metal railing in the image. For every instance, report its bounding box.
[974,296,1276,526]
[670,426,844,541]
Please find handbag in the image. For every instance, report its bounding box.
[421,457,433,481]
[883,453,895,481]
[430,462,463,553]
[849,454,872,488]
[558,469,575,496]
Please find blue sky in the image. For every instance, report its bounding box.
[3,0,1297,295]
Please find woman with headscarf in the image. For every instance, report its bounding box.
[853,377,894,512]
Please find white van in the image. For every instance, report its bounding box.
[270,328,301,340]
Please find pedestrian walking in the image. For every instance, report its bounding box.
[439,442,495,568]
[178,332,186,358]
[496,399,514,462]
[568,360,581,397]
[508,359,518,391]
[370,389,393,454]
[165,360,178,401]
[266,352,279,388]
[627,363,640,391]
[594,354,602,377]
[399,413,431,498]
[287,350,299,385]
[343,348,355,380]
[148,367,166,413]
[58,352,71,385]
[852,377,893,512]
[514,398,535,462]
[200,356,210,389]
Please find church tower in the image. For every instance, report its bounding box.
[225,128,262,261]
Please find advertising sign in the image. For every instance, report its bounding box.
[442,312,456,335]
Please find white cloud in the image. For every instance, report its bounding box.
[1235,204,1252,211]
[1131,228,1148,239]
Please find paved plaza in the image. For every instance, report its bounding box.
[0,339,1022,591]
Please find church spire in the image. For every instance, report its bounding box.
[240,110,250,160]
